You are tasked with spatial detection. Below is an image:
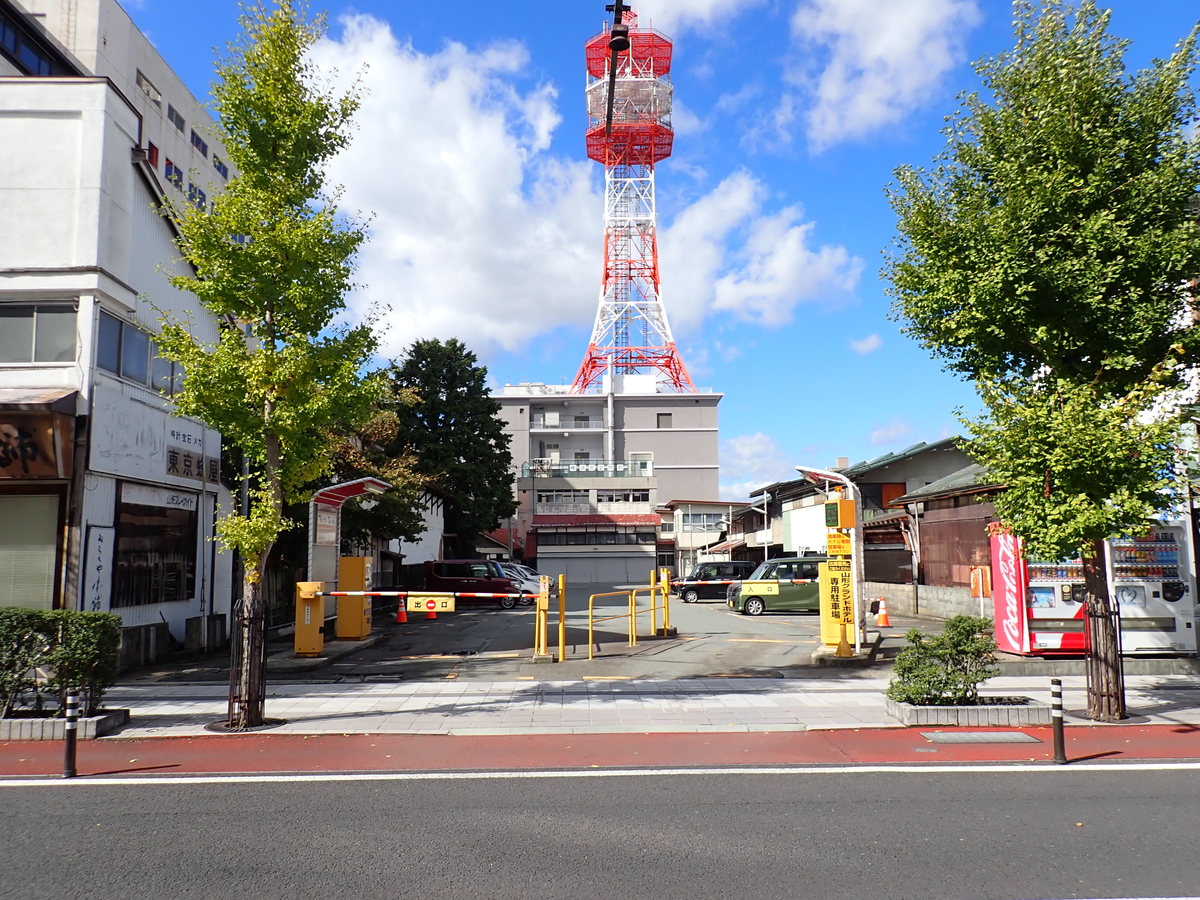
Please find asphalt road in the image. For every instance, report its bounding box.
[132,583,924,684]
[4,768,1198,899]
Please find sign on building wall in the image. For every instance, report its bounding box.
[0,412,74,479]
[90,384,219,490]
[82,524,115,612]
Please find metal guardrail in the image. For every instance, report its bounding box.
[588,591,636,659]
[521,459,653,478]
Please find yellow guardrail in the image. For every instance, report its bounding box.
[630,568,672,640]
[588,590,636,660]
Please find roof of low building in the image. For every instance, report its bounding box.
[531,514,662,527]
[893,463,1002,504]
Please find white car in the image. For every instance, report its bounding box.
[500,564,556,604]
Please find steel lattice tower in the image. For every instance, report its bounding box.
[571,8,696,394]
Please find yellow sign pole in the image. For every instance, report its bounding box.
[558,574,566,662]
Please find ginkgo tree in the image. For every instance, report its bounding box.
[157,0,379,729]
[887,1,1200,720]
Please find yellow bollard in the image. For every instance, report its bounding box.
[558,574,566,662]
[662,571,671,633]
[649,569,658,636]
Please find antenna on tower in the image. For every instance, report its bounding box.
[574,3,696,395]
[604,1,629,135]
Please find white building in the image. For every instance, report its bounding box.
[1,0,235,665]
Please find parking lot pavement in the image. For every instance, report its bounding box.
[124,582,942,685]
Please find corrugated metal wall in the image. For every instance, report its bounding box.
[920,498,995,588]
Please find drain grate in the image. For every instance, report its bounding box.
[919,731,1042,744]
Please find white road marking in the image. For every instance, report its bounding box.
[3,761,1200,787]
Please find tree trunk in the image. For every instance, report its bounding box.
[1082,538,1126,722]
[226,560,268,729]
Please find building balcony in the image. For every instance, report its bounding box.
[530,416,606,430]
[522,458,653,478]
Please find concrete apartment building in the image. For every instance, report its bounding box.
[497,374,721,583]
[1,0,235,663]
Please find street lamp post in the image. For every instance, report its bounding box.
[794,464,862,654]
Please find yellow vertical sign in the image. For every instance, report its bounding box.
[818,559,854,646]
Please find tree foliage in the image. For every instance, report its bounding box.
[888,0,1200,391]
[384,340,516,555]
[156,0,379,573]
[886,0,1200,559]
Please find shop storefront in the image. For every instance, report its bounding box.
[0,391,76,610]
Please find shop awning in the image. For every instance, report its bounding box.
[703,538,746,554]
[532,514,662,527]
[0,388,77,413]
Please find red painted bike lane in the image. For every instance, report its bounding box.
[2,725,1198,778]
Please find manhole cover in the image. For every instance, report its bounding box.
[919,732,1041,744]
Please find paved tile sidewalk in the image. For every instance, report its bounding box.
[100,674,1200,738]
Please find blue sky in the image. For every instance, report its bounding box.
[125,0,1200,499]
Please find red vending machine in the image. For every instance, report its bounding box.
[991,523,1197,656]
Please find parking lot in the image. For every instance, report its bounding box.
[123,580,928,685]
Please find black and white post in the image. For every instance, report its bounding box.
[62,688,79,778]
[1051,678,1067,765]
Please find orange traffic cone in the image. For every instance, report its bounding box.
[875,598,891,627]
[395,604,408,624]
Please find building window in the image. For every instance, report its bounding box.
[187,182,206,211]
[164,159,183,190]
[681,513,724,533]
[190,130,208,157]
[596,490,650,503]
[135,70,162,107]
[0,10,53,76]
[167,104,185,131]
[146,142,159,168]
[98,310,151,385]
[536,490,589,505]
[657,413,672,428]
[0,305,76,363]
[112,484,198,607]
[213,156,229,179]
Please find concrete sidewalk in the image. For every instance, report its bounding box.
[101,674,1200,738]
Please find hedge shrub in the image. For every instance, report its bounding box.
[0,608,122,717]
[886,615,1000,706]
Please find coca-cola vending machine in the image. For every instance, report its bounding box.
[991,522,1197,656]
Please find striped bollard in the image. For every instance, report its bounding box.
[1051,678,1067,765]
[62,688,79,779]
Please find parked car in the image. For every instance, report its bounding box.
[672,560,759,602]
[726,557,828,616]
[499,563,542,605]
[423,559,524,608]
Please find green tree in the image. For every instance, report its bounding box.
[385,340,517,556]
[156,0,379,729]
[886,0,1200,721]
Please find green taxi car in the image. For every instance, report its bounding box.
[727,557,826,616]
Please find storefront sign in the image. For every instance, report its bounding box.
[0,413,73,479]
[82,525,115,612]
[90,385,220,490]
[122,482,198,511]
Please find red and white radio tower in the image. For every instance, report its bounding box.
[571,3,696,394]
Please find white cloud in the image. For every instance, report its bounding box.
[660,171,862,331]
[850,333,882,354]
[790,0,981,150]
[720,432,796,500]
[633,0,767,33]
[311,17,601,356]
[309,14,857,359]
[870,417,915,447]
